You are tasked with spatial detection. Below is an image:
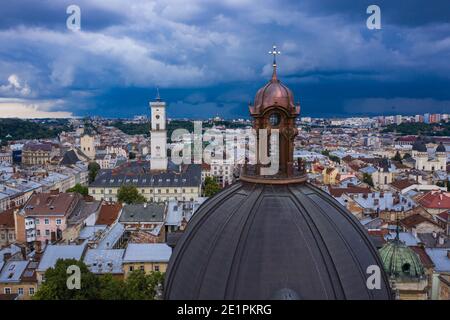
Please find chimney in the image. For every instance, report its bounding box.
[34,240,42,253]
[438,234,445,246]
[3,252,11,261]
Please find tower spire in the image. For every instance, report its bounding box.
[268,45,281,81]
[395,213,400,242]
[156,87,161,101]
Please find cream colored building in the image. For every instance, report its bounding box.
[122,243,171,278]
[80,134,96,160]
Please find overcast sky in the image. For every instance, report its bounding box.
[0,0,449,119]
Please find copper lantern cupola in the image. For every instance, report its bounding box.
[244,45,302,181]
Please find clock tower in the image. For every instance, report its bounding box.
[150,89,168,171]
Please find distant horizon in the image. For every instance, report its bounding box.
[1,1,449,120]
[0,109,448,121]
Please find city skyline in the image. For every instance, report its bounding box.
[0,0,449,119]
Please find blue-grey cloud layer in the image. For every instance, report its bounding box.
[0,0,449,118]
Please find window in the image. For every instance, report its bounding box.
[129,266,134,272]
[140,265,145,271]
[4,288,11,294]
[35,218,40,225]
[1,234,4,240]
[18,288,24,295]
[154,265,160,272]
[44,219,49,225]
[269,112,281,126]
[45,230,50,236]
[36,230,41,236]
[56,219,62,225]
[29,287,35,295]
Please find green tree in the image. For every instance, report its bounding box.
[329,155,341,164]
[321,150,330,157]
[34,259,100,300]
[98,274,126,300]
[33,260,165,300]
[67,183,88,196]
[117,185,147,204]
[392,151,402,162]
[122,270,164,300]
[362,173,374,187]
[436,181,445,188]
[204,176,221,197]
[88,162,100,183]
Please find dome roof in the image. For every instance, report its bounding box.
[412,139,427,152]
[251,65,296,115]
[436,142,446,153]
[379,240,425,279]
[164,181,392,300]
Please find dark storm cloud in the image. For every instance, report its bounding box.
[0,0,449,118]
[0,0,125,31]
[302,0,450,26]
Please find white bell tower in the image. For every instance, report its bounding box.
[150,89,168,171]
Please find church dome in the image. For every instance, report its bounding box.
[436,142,446,153]
[379,240,425,280]
[164,48,392,300]
[253,75,296,113]
[164,182,392,299]
[412,138,427,152]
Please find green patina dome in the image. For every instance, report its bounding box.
[379,240,425,279]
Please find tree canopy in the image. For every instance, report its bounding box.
[0,118,71,142]
[117,185,147,204]
[204,176,221,197]
[362,173,374,187]
[33,259,100,300]
[88,162,101,183]
[392,151,402,162]
[67,183,88,196]
[34,259,164,300]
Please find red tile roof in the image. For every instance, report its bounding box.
[0,209,15,229]
[24,193,80,216]
[96,202,122,226]
[328,186,371,197]
[410,246,434,268]
[437,211,449,221]
[390,179,415,191]
[400,214,439,229]
[396,136,417,142]
[417,191,450,209]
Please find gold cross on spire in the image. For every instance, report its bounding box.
[268,45,281,66]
